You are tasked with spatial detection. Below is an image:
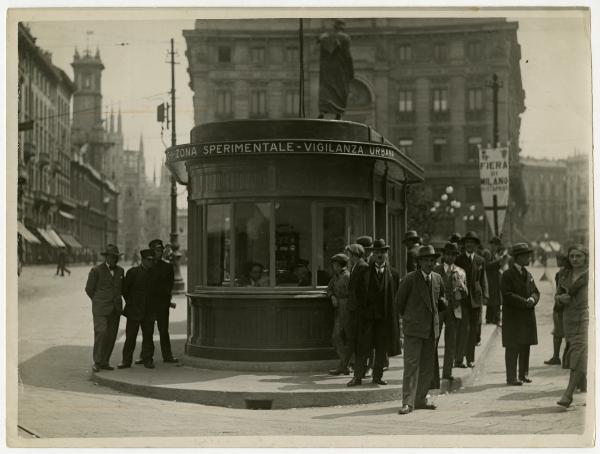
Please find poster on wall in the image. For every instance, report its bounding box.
[479,145,510,236]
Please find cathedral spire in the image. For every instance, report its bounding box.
[109,107,114,134]
[139,132,144,154]
[117,105,122,134]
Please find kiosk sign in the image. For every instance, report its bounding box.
[479,145,510,236]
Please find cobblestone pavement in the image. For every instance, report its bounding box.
[13,264,589,444]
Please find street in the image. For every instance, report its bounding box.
[14,263,588,443]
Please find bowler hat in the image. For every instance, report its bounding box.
[331,253,349,265]
[510,243,533,257]
[443,242,460,255]
[100,244,122,257]
[403,230,421,244]
[461,231,481,245]
[140,248,154,260]
[448,232,462,243]
[345,243,365,258]
[372,238,391,250]
[356,235,374,249]
[149,239,164,249]
[490,236,503,246]
[418,245,440,258]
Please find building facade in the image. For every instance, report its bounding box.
[565,152,589,245]
[520,157,567,244]
[183,18,527,244]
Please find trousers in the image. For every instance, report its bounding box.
[403,335,435,407]
[122,316,155,365]
[93,309,120,366]
[456,303,481,363]
[155,306,174,360]
[505,345,531,382]
[354,318,387,380]
[433,308,457,386]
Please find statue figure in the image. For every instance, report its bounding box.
[317,19,354,120]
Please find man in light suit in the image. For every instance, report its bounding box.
[455,231,489,368]
[85,244,124,372]
[397,245,446,414]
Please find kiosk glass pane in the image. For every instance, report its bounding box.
[275,201,312,286]
[206,204,231,286]
[316,206,348,286]
[234,202,271,287]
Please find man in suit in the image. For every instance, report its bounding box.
[402,230,421,274]
[85,244,124,372]
[327,253,351,375]
[347,239,401,387]
[432,242,468,387]
[118,249,156,369]
[501,243,540,385]
[397,245,446,414]
[140,239,178,364]
[485,236,508,325]
[356,235,375,376]
[454,231,488,368]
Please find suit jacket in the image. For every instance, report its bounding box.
[500,265,540,347]
[357,262,401,356]
[433,263,467,320]
[347,259,369,312]
[455,252,489,308]
[122,265,153,320]
[148,259,174,310]
[396,270,445,339]
[85,262,124,316]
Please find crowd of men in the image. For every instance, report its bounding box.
[84,239,178,372]
[325,230,544,414]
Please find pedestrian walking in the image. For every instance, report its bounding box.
[118,249,157,369]
[84,244,124,372]
[432,242,468,387]
[557,244,589,407]
[347,239,400,387]
[397,245,446,414]
[501,243,540,386]
[327,253,351,375]
[402,230,421,273]
[544,252,569,366]
[454,231,488,368]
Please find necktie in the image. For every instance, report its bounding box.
[426,275,433,301]
[376,264,385,276]
[522,267,528,281]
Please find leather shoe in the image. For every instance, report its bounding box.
[454,361,467,368]
[163,357,178,363]
[346,377,362,387]
[100,365,114,371]
[544,357,561,366]
[519,376,532,383]
[415,402,437,410]
[117,363,131,369]
[134,359,144,365]
[467,361,475,368]
[144,361,155,369]
[507,380,523,386]
[372,378,388,385]
[442,375,455,381]
[92,364,101,372]
[557,397,573,408]
[398,405,413,415]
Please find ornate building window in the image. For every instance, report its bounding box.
[217,46,231,63]
[467,88,484,111]
[285,46,299,64]
[398,138,413,155]
[433,137,447,162]
[284,90,299,116]
[398,90,414,113]
[467,41,483,60]
[250,47,266,65]
[398,45,412,62]
[467,136,482,162]
[432,88,448,112]
[216,89,233,117]
[433,43,448,62]
[249,89,268,118]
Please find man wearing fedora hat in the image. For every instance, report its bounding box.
[402,230,422,273]
[432,242,468,386]
[85,244,125,372]
[397,245,446,414]
[501,243,540,385]
[347,239,401,387]
[454,231,488,368]
[485,237,509,325]
[327,253,351,375]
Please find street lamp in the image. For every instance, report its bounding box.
[103,196,110,248]
[445,185,454,195]
[441,194,448,202]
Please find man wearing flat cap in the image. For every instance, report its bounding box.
[403,230,422,274]
[397,245,446,414]
[454,231,488,368]
[327,253,351,375]
[501,243,540,386]
[347,239,400,387]
[85,244,125,372]
[119,249,157,369]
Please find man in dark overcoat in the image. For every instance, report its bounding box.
[85,244,124,372]
[397,245,446,414]
[141,239,177,364]
[501,243,540,385]
[454,231,488,368]
[118,249,156,369]
[347,239,400,387]
[402,230,421,274]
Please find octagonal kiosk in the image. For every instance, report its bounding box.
[166,119,424,369]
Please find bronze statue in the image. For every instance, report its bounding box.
[317,19,354,120]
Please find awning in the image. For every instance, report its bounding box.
[46,228,67,248]
[18,222,41,244]
[58,210,76,220]
[58,233,83,249]
[36,228,59,247]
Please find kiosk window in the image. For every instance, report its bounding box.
[234,202,271,287]
[275,201,312,286]
[206,204,231,286]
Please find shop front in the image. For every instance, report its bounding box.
[166,119,423,363]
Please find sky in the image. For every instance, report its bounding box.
[26,11,593,193]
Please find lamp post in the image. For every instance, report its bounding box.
[102,196,110,248]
